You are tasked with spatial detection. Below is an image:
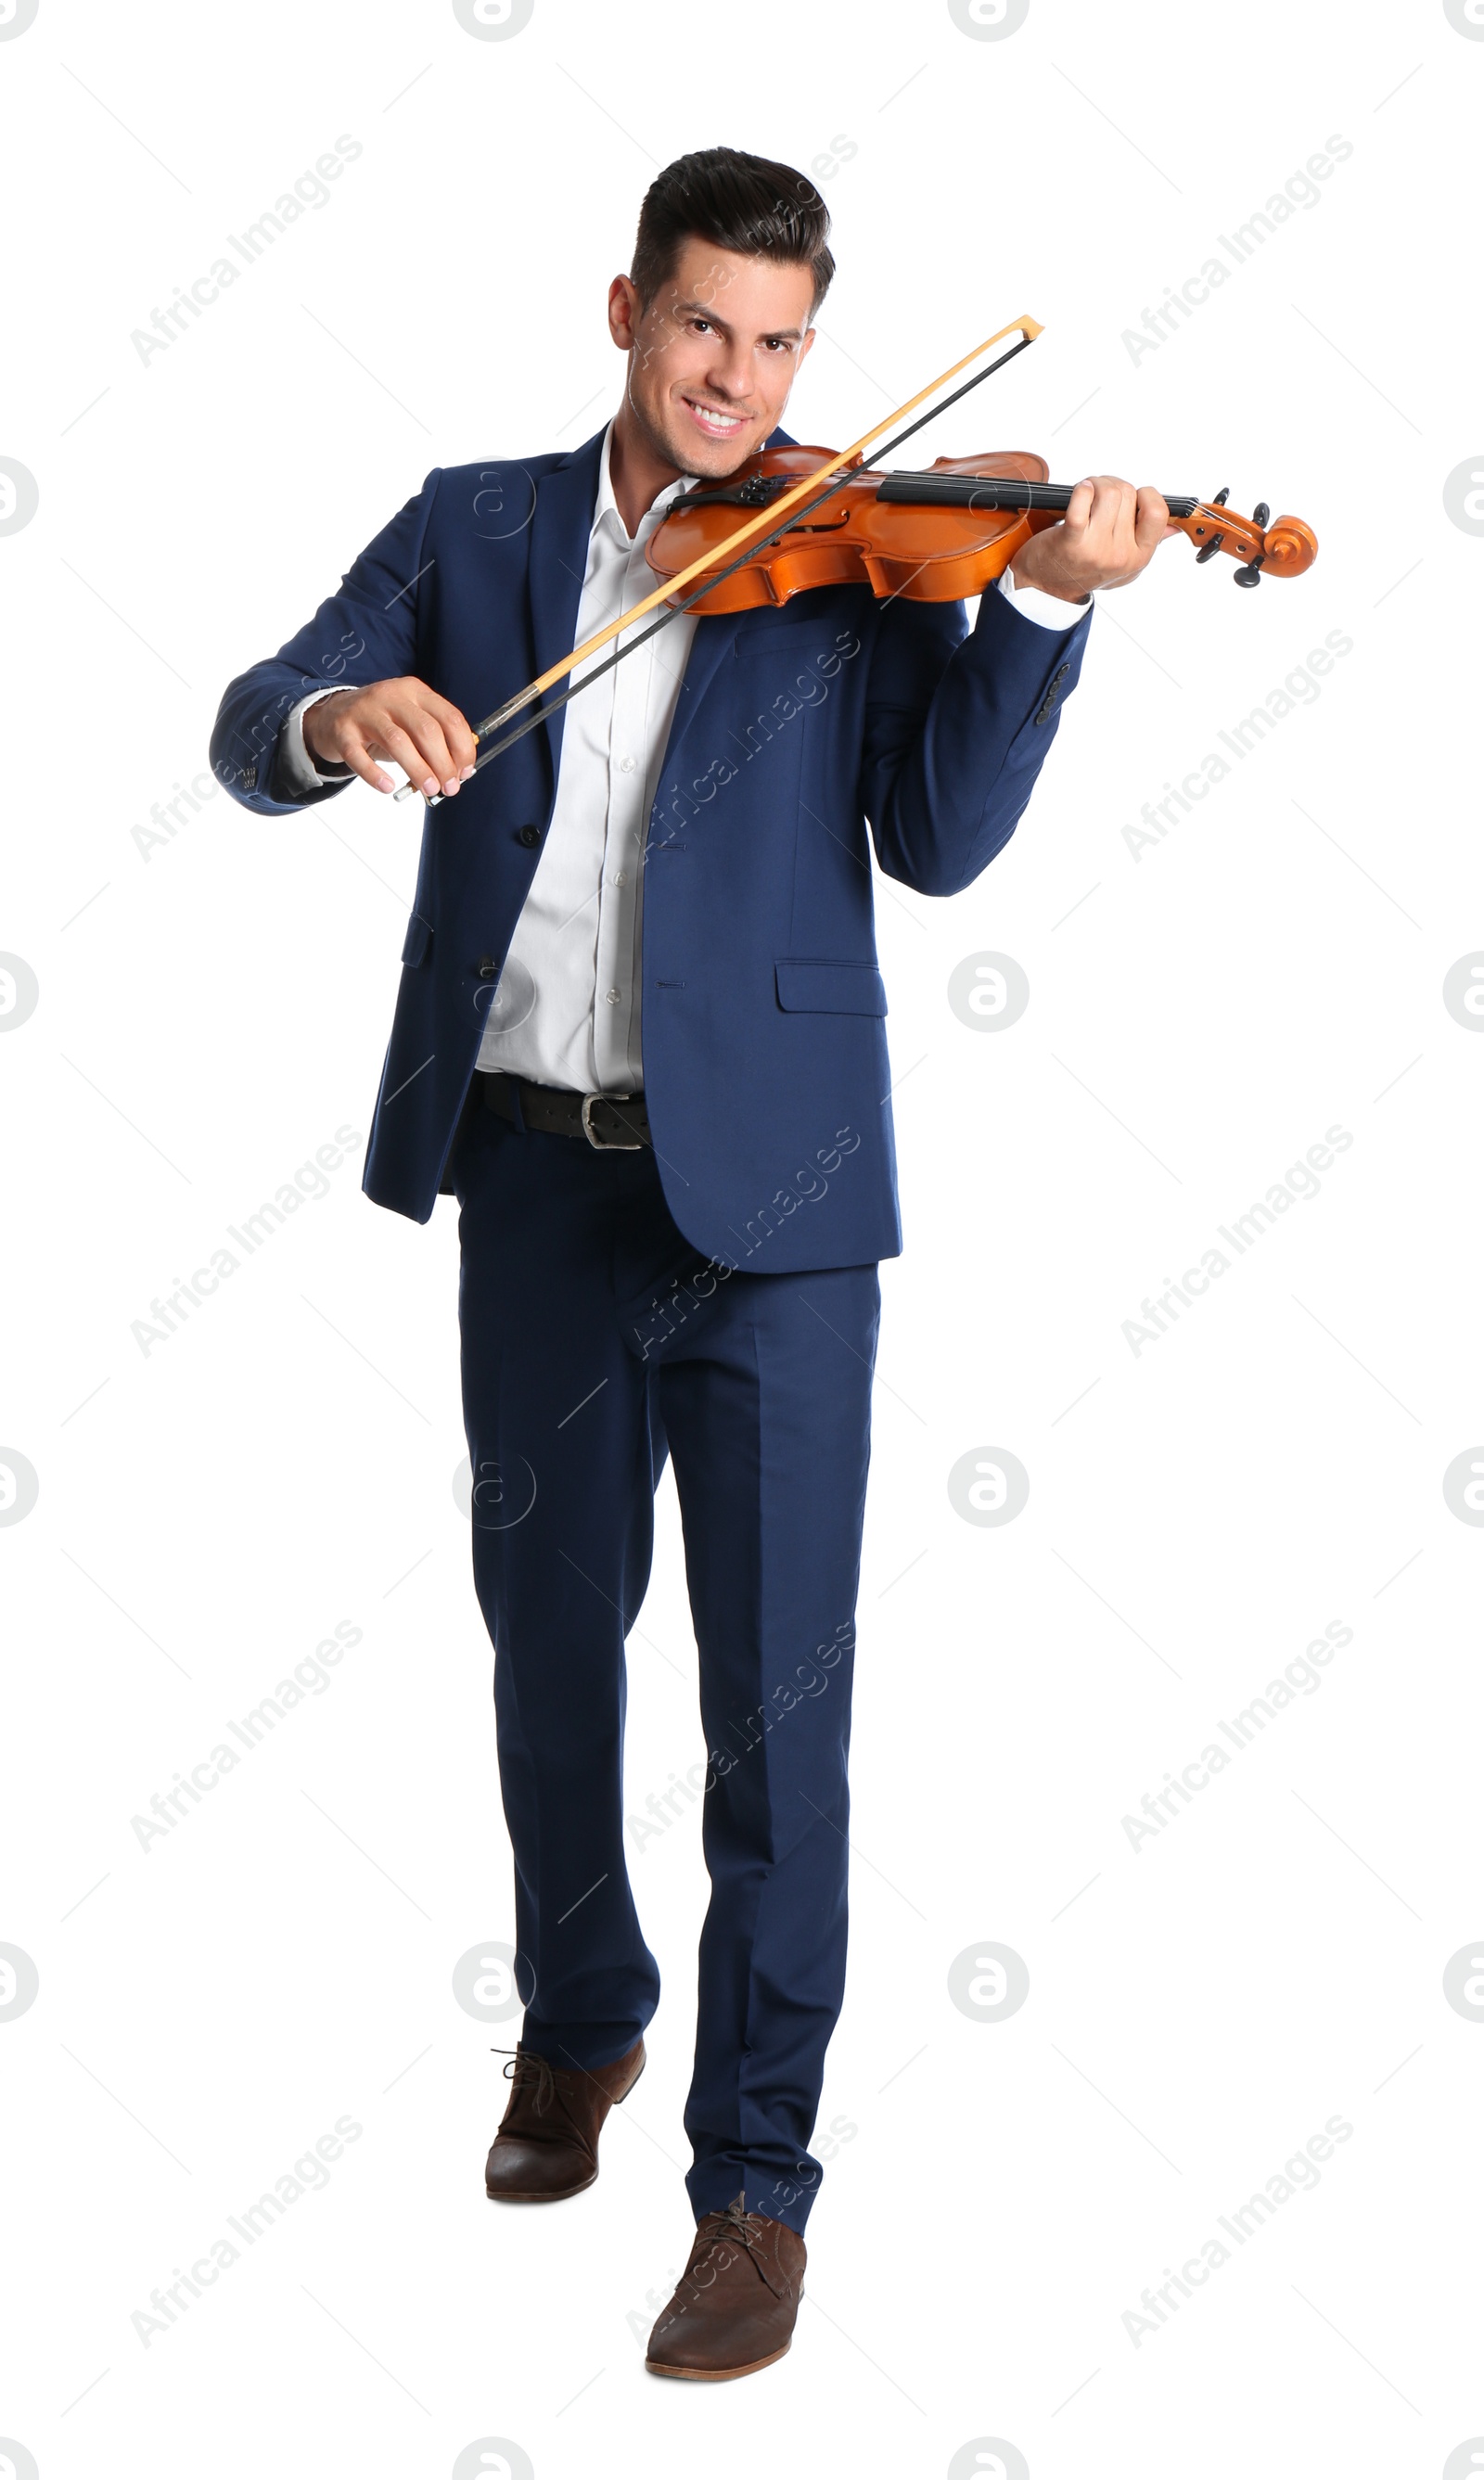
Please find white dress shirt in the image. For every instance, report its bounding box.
[281,423,1087,1095]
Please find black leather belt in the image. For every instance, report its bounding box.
[478,1070,650,1151]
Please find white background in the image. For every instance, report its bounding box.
[3,2,1481,2474]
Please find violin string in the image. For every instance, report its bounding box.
[452,332,1040,785]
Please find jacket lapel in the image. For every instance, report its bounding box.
[660,425,798,775]
[527,427,606,788]
[527,421,798,791]
[661,606,741,773]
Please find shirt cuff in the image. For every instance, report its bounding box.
[280,689,357,794]
[995,569,1091,632]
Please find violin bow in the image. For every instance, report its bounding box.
[394,313,1044,802]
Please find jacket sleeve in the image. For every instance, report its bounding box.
[860,577,1092,897]
[209,470,442,816]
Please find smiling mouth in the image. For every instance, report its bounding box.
[681,396,749,438]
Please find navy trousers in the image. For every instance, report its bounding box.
[452,1093,879,2233]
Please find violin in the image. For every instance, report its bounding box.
[396,315,1317,801]
[646,447,1318,607]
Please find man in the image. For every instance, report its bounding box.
[212,146,1171,2381]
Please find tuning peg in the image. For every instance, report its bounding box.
[1233,555,1266,587]
[1252,501,1270,529]
[1191,485,1235,566]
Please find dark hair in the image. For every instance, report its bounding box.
[630,146,835,318]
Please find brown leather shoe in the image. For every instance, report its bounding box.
[483,2037,645,2202]
[645,2195,806,2379]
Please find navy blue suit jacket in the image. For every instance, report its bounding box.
[211,427,1090,1271]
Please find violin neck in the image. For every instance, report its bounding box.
[877,473,1198,519]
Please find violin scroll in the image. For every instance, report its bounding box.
[1175,490,1318,586]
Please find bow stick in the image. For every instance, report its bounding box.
[393,313,1043,802]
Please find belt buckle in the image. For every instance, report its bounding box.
[581,1093,643,1152]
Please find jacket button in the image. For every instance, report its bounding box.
[476,956,498,979]
[517,825,541,849]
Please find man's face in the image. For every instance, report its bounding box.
[608,237,817,479]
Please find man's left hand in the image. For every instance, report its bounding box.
[1009,476,1177,604]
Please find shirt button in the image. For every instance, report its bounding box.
[605,988,621,1005]
[618,755,637,773]
[615,871,628,887]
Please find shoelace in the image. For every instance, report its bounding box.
[491,2044,581,2119]
[687,2197,784,2296]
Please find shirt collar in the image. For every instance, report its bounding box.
[593,417,695,546]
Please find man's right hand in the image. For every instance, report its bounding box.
[303,678,478,799]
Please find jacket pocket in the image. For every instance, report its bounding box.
[774,957,888,1016]
[401,914,432,969]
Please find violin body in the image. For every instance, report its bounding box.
[646,448,1053,609]
[646,447,1318,612]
